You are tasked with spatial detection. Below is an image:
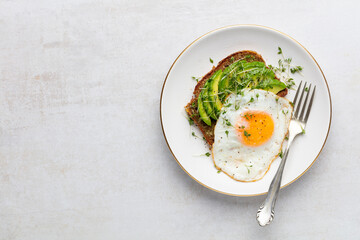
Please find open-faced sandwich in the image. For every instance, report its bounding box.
[185,50,293,182]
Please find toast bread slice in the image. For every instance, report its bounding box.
[185,50,288,147]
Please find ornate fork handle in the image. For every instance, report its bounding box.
[256,138,292,226]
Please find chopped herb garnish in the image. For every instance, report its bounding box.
[279,150,283,158]
[286,79,296,89]
[209,58,214,64]
[256,93,259,98]
[225,130,229,137]
[271,47,303,92]
[192,132,201,139]
[290,66,303,74]
[245,55,255,60]
[285,58,292,64]
[275,97,279,102]
[224,118,232,126]
[191,76,199,82]
[244,130,251,138]
[217,170,221,173]
[249,97,254,102]
[282,109,288,115]
[188,118,194,125]
[243,113,253,120]
[231,56,235,62]
[245,164,252,174]
[285,136,289,140]
[301,126,305,134]
[205,152,211,157]
[305,87,309,92]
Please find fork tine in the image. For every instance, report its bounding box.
[294,82,307,119]
[304,85,316,123]
[299,84,311,121]
[292,81,302,107]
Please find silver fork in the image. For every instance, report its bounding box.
[256,81,316,227]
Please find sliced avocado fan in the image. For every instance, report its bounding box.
[198,60,286,126]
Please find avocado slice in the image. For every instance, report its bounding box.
[219,62,241,100]
[208,70,223,118]
[268,85,286,94]
[202,80,215,119]
[258,78,287,94]
[197,60,287,126]
[197,91,211,126]
[218,75,230,100]
[242,61,266,70]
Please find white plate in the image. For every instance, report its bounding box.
[160,25,331,196]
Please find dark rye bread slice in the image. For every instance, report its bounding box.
[185,50,288,148]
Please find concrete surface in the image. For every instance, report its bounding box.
[0,0,358,239]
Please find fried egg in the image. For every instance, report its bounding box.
[212,89,293,182]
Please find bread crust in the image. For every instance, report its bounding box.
[185,50,288,148]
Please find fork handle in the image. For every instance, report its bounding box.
[256,148,290,226]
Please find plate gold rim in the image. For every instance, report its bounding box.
[160,24,332,197]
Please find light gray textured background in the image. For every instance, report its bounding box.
[0,0,359,239]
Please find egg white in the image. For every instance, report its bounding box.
[212,89,293,182]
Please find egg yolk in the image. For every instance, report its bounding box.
[235,110,274,147]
